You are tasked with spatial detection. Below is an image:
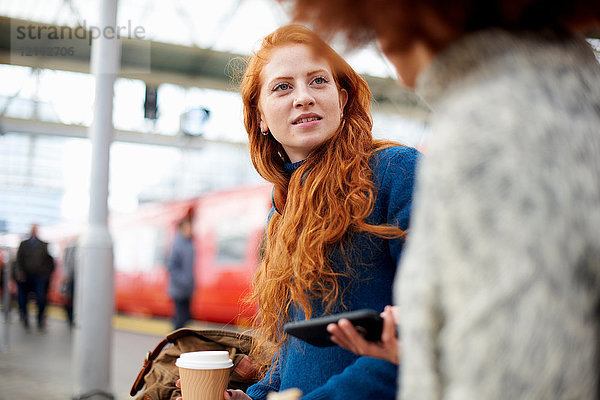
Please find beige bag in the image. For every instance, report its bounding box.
[130,328,260,400]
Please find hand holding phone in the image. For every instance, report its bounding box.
[328,305,400,364]
[283,309,383,347]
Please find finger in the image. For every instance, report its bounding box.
[338,318,366,341]
[380,308,400,364]
[380,308,397,341]
[327,321,356,350]
[339,316,398,359]
[337,318,373,353]
[227,389,249,400]
[329,319,364,353]
[337,319,364,350]
[329,330,356,353]
[331,319,395,361]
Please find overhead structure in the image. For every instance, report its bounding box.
[0,115,241,150]
[0,15,429,118]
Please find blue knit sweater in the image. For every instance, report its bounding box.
[247,145,420,400]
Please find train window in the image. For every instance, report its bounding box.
[113,227,161,272]
[216,234,246,264]
[153,228,167,266]
[113,230,136,272]
[214,215,250,265]
[203,191,270,267]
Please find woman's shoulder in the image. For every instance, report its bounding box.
[368,145,421,197]
[371,145,421,172]
[376,143,420,158]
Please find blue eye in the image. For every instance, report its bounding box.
[313,77,328,85]
[273,83,290,91]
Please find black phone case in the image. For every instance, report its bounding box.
[283,309,383,347]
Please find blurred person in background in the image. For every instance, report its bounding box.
[0,248,4,298]
[224,24,420,400]
[285,0,600,398]
[0,248,6,309]
[167,217,195,330]
[61,241,78,328]
[15,224,55,331]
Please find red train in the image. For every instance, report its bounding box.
[43,184,271,326]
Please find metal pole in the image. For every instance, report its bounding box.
[72,0,120,398]
[1,247,10,353]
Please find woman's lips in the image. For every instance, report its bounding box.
[292,113,322,125]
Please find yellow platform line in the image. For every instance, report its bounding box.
[112,314,173,336]
[46,305,241,337]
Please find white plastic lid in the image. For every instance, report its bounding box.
[175,350,233,370]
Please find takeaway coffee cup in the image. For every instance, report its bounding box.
[176,351,233,400]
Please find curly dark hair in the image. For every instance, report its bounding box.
[283,0,600,52]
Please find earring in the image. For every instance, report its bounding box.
[261,128,270,136]
[341,113,344,119]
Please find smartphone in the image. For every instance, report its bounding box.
[283,309,383,347]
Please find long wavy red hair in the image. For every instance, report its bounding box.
[240,24,405,368]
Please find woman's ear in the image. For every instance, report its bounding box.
[339,88,348,112]
[259,120,268,133]
[257,111,268,133]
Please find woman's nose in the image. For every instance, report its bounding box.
[293,88,315,107]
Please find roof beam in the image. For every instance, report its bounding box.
[0,116,249,150]
[0,16,430,117]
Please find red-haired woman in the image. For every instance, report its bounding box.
[285,1,600,399]
[226,25,420,400]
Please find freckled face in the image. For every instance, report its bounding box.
[258,44,348,163]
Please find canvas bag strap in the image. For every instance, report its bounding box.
[130,337,170,396]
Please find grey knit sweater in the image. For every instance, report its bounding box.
[397,29,600,399]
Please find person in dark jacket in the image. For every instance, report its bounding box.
[167,218,195,330]
[15,224,54,331]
